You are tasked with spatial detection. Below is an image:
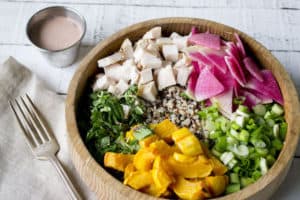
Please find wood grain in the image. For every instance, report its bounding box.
[0,2,300,51]
[66,17,300,200]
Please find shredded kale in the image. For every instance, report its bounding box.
[86,85,146,159]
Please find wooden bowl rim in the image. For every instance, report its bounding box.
[66,17,300,200]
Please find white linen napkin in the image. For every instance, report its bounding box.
[0,57,96,200]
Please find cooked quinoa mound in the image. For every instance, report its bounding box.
[145,86,203,137]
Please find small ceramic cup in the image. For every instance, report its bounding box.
[26,6,86,67]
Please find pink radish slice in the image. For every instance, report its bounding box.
[188,33,221,50]
[187,61,201,95]
[234,33,246,58]
[211,86,234,117]
[240,90,262,108]
[191,26,199,35]
[231,56,247,84]
[243,57,263,82]
[245,70,283,105]
[203,52,227,74]
[194,67,225,101]
[225,56,246,87]
[225,42,241,62]
[249,89,273,104]
[189,51,213,67]
[211,66,235,90]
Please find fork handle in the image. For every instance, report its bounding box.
[49,155,82,200]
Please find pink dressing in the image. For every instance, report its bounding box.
[31,16,82,51]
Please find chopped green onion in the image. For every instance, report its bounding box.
[255,148,269,156]
[273,124,280,138]
[225,184,241,194]
[252,104,266,116]
[220,152,234,165]
[266,155,276,166]
[230,173,240,184]
[238,130,249,142]
[271,104,284,116]
[240,177,255,188]
[272,139,283,150]
[260,157,268,175]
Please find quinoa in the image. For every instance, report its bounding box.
[145,86,204,137]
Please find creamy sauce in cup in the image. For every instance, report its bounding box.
[30,16,83,51]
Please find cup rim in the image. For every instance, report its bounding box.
[26,6,86,53]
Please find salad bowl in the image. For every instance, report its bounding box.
[66,17,300,200]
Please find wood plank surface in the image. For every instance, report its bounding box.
[0,1,299,199]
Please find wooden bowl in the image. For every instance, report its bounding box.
[66,18,300,200]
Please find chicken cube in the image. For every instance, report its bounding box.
[92,74,115,91]
[138,81,158,102]
[174,53,191,68]
[104,63,129,81]
[98,52,123,68]
[157,65,176,90]
[162,44,178,62]
[176,66,192,86]
[116,79,130,95]
[172,36,188,51]
[139,68,153,85]
[120,38,134,59]
[143,27,161,39]
[140,51,162,69]
[123,59,139,81]
[156,37,173,46]
[170,32,181,39]
[108,85,120,96]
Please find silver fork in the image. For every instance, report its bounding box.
[9,94,82,200]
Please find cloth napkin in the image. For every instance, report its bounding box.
[0,57,96,200]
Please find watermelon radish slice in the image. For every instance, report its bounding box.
[225,56,246,86]
[249,89,273,104]
[211,86,234,118]
[243,57,263,82]
[187,61,201,96]
[194,67,225,101]
[188,33,221,50]
[225,42,241,62]
[245,70,283,105]
[202,51,227,74]
[234,33,246,58]
[191,26,199,35]
[211,66,235,90]
[240,90,262,108]
[189,52,213,67]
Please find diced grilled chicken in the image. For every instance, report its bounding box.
[170,32,181,39]
[162,44,178,62]
[146,42,160,57]
[174,53,191,68]
[108,85,119,96]
[92,74,115,91]
[121,59,140,85]
[157,64,176,90]
[104,63,129,81]
[140,50,162,69]
[139,68,153,85]
[138,81,158,102]
[175,66,192,86]
[98,52,123,68]
[120,38,134,59]
[142,27,162,39]
[156,37,173,46]
[116,79,130,95]
[172,36,188,51]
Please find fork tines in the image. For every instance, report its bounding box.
[9,94,51,149]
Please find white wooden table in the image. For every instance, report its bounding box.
[0,0,299,199]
